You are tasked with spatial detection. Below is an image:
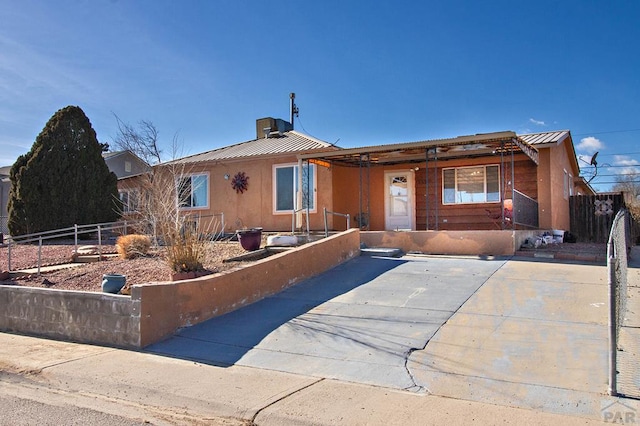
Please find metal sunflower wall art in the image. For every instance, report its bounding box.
[231,171,249,194]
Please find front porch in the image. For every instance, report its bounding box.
[300,131,541,233]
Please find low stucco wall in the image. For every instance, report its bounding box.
[0,288,140,348]
[0,229,360,349]
[360,230,537,256]
[134,228,361,347]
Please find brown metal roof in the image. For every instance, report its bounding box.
[166,130,336,165]
[299,131,540,166]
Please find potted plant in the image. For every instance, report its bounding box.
[236,227,262,251]
[102,274,126,294]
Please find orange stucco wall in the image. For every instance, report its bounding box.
[360,230,518,256]
[135,229,360,347]
[536,142,577,231]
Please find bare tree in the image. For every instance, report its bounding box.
[613,171,640,204]
[112,114,163,165]
[114,123,218,275]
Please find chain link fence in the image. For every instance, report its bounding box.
[607,208,633,396]
[0,216,7,237]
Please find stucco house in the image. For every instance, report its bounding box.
[301,129,594,233]
[102,150,150,214]
[142,117,591,236]
[143,117,338,234]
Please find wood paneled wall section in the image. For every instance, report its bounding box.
[414,155,538,230]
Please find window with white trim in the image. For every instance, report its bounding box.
[443,165,500,204]
[274,163,316,213]
[119,189,139,213]
[569,173,574,197]
[177,173,209,209]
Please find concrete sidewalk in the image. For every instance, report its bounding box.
[1,254,638,424]
[0,333,613,425]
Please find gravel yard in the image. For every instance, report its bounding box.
[0,238,256,292]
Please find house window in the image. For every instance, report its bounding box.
[124,161,132,173]
[569,173,574,197]
[443,165,500,204]
[119,190,138,213]
[177,173,208,209]
[274,163,316,213]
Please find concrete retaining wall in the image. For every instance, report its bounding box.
[0,229,361,349]
[0,288,140,348]
[360,230,541,256]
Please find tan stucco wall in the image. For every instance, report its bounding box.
[152,155,334,233]
[360,230,518,256]
[135,228,361,347]
[181,156,332,233]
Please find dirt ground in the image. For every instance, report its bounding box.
[0,238,257,292]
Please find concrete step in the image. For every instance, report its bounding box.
[360,247,403,258]
[75,253,119,263]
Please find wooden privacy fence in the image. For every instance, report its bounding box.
[569,193,625,243]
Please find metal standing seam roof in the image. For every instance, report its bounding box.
[517,130,570,146]
[166,130,336,165]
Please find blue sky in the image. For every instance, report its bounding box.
[1,0,638,191]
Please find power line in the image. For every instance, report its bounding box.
[573,128,640,137]
[581,164,640,169]
[580,152,640,157]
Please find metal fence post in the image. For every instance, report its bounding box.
[74,224,78,256]
[607,240,618,396]
[98,225,102,260]
[7,241,11,271]
[38,236,42,276]
[324,208,329,238]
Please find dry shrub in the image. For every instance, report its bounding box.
[162,221,207,273]
[116,234,152,259]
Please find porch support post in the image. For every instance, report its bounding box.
[296,158,303,230]
[425,148,429,230]
[500,140,505,229]
[359,154,364,229]
[367,154,371,231]
[511,138,516,226]
[434,147,439,230]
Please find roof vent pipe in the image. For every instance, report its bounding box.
[290,92,299,130]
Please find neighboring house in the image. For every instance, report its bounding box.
[103,150,150,179]
[299,129,594,232]
[102,150,150,214]
[0,166,10,235]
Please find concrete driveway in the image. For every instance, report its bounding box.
[147,254,508,390]
[148,252,618,418]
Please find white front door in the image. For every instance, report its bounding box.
[384,171,414,231]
